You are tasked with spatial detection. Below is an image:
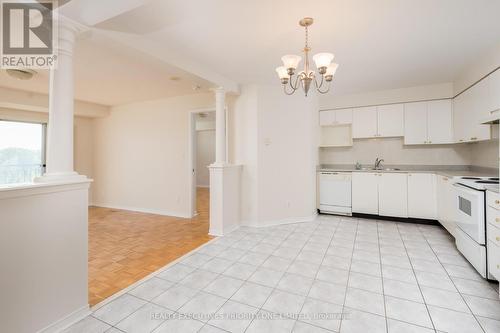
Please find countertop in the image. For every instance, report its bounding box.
[317,164,499,179]
[486,185,500,193]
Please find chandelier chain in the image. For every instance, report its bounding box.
[305,25,309,49]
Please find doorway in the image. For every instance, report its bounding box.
[189,109,216,218]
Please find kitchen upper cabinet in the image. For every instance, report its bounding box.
[319,109,353,126]
[488,69,500,113]
[378,173,408,217]
[427,100,454,144]
[453,79,491,143]
[404,100,453,145]
[352,172,379,214]
[319,110,335,125]
[404,102,428,145]
[377,104,404,137]
[352,106,377,139]
[336,109,353,125]
[408,173,437,219]
[352,104,404,139]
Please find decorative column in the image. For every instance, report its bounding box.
[214,87,227,165]
[35,18,87,183]
[209,87,241,236]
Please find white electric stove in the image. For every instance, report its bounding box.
[454,176,499,278]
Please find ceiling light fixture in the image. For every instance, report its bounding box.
[6,68,37,80]
[276,17,338,97]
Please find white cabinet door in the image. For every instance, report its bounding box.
[488,69,500,113]
[378,173,408,217]
[453,93,467,143]
[352,172,379,214]
[352,106,377,139]
[468,79,491,142]
[404,102,428,145]
[436,176,447,222]
[319,110,335,126]
[427,100,453,144]
[377,104,404,137]
[408,173,437,219]
[437,175,456,236]
[335,109,353,125]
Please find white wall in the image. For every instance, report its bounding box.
[454,44,500,95]
[233,84,318,226]
[196,130,215,187]
[232,85,259,223]
[319,83,454,110]
[0,181,90,333]
[91,93,215,217]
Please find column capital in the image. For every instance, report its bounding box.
[211,87,226,94]
[54,15,90,57]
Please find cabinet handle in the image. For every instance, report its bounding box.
[496,218,500,223]
[496,200,500,205]
[497,237,500,242]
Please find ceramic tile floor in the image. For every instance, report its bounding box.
[64,215,500,333]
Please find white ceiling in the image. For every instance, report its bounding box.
[2,0,500,104]
[0,33,215,106]
[96,0,500,96]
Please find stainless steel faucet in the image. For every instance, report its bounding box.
[374,158,384,170]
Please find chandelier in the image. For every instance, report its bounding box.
[276,17,338,96]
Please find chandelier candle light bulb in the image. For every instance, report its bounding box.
[276,17,338,96]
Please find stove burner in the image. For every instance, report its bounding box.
[461,177,481,180]
[475,180,499,184]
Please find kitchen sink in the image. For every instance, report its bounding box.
[359,167,401,171]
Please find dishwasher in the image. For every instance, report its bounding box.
[318,172,352,216]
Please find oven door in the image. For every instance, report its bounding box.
[452,183,485,245]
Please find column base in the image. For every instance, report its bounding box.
[34,172,89,184]
[208,164,242,236]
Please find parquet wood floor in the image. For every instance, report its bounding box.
[88,187,212,306]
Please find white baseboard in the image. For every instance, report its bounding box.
[241,214,318,228]
[38,305,90,333]
[90,203,191,219]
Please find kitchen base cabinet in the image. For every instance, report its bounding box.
[352,172,408,217]
[408,173,437,219]
[437,176,456,236]
[352,172,379,214]
[378,173,408,217]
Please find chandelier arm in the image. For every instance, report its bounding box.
[289,73,302,91]
[283,83,296,95]
[314,73,325,90]
[316,80,331,94]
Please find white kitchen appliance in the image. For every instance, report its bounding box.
[454,176,499,278]
[318,172,352,215]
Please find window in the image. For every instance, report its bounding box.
[0,120,46,185]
